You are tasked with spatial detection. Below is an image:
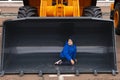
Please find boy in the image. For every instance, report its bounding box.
[55,38,77,65]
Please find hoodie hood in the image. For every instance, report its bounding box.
[60,40,77,61]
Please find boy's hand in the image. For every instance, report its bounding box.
[70,59,75,65]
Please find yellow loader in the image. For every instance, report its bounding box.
[0,0,117,76]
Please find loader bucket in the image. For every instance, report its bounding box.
[0,18,117,74]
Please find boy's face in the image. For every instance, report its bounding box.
[68,39,73,45]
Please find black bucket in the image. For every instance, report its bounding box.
[0,17,117,74]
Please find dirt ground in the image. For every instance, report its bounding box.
[0,6,120,80]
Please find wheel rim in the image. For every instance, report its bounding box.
[114,10,119,28]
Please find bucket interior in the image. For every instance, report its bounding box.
[2,18,116,73]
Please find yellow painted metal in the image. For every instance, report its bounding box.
[110,3,114,11]
[46,6,56,16]
[72,0,80,17]
[47,0,52,6]
[56,0,64,17]
[28,0,92,17]
[40,0,47,17]
[64,6,73,16]
[68,0,72,6]
[114,10,119,28]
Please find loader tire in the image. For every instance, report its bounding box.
[83,6,102,18]
[114,3,120,35]
[17,6,38,18]
[110,10,114,20]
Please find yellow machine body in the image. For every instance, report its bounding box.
[26,0,92,17]
[0,0,118,75]
[110,0,120,35]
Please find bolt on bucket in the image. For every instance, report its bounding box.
[0,18,118,75]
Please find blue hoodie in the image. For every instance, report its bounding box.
[60,42,77,61]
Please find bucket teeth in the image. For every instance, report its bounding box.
[94,70,98,76]
[19,70,24,77]
[38,71,43,77]
[57,70,60,76]
[0,71,5,77]
[75,70,79,76]
[112,70,116,76]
